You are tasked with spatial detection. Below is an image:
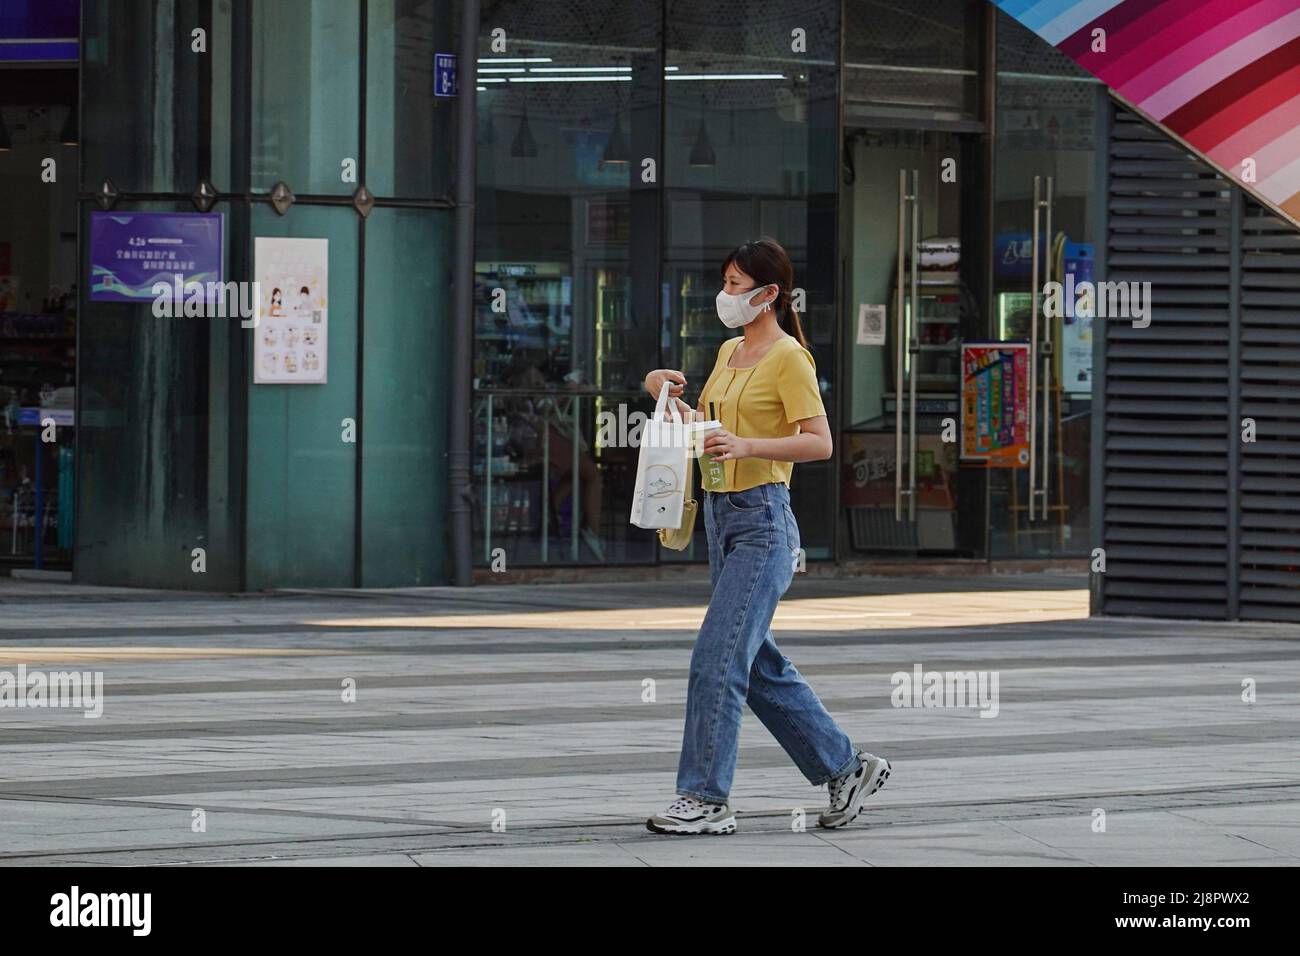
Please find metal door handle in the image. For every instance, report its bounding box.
[1029,176,1041,520]
[908,168,919,523]
[1041,176,1054,519]
[1029,176,1055,521]
[895,169,908,521]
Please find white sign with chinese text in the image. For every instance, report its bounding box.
[253,237,328,384]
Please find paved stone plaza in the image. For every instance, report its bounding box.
[0,572,1295,866]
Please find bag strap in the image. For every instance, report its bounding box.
[683,440,695,499]
[653,380,683,424]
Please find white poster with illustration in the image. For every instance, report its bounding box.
[253,237,328,384]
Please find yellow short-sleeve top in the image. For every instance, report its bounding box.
[697,334,827,492]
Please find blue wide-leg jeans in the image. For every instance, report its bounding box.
[675,480,860,803]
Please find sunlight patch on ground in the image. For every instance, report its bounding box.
[0,647,344,665]
[304,589,1090,632]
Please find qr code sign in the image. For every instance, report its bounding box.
[858,304,886,345]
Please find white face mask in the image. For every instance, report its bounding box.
[715,283,774,328]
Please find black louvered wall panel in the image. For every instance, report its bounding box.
[1101,103,1300,622]
[1239,205,1300,622]
[1102,107,1232,618]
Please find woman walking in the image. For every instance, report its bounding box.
[643,237,891,835]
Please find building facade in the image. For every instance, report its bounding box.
[468,0,1110,576]
[1,1,1295,619]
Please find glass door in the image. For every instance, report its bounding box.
[841,128,978,557]
[989,10,1107,558]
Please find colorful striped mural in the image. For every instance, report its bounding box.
[996,0,1300,223]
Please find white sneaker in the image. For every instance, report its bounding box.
[646,795,736,835]
[817,749,891,828]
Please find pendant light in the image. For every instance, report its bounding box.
[60,105,78,147]
[688,60,715,168]
[601,88,629,165]
[688,118,715,168]
[511,104,537,158]
[602,113,630,165]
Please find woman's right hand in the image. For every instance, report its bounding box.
[644,369,692,417]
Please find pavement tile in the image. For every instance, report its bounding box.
[1,574,1296,866]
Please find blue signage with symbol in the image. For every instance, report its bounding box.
[994,232,1033,278]
[89,211,224,302]
[434,53,457,97]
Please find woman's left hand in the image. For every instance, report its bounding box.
[702,429,753,461]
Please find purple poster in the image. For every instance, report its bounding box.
[90,212,223,303]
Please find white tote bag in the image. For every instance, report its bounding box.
[629,382,689,530]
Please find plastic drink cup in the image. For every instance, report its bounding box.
[689,419,727,491]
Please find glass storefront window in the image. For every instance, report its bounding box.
[362,207,452,585]
[365,0,455,199]
[663,0,841,562]
[251,0,360,195]
[472,0,662,567]
[82,0,229,194]
[75,0,457,590]
[77,202,240,589]
[843,0,982,129]
[74,0,1118,586]
[990,10,1106,558]
[246,205,359,588]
